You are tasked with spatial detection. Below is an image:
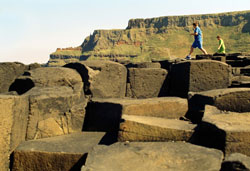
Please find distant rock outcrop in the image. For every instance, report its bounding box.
[49,10,250,66]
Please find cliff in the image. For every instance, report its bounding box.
[49,10,250,65]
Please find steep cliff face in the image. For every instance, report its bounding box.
[50,10,250,64]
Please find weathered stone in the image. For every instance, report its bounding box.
[64,61,127,98]
[0,95,29,170]
[118,115,195,142]
[0,62,27,93]
[188,88,250,113]
[9,67,83,94]
[125,62,161,68]
[221,153,250,170]
[197,111,250,156]
[25,87,87,140]
[169,60,232,97]
[12,132,106,171]
[82,142,223,171]
[127,68,168,98]
[86,97,187,119]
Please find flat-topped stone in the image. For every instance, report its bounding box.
[195,111,250,156]
[127,68,168,98]
[82,142,223,171]
[222,153,250,170]
[64,61,127,98]
[12,132,106,171]
[168,60,232,97]
[25,87,87,140]
[118,114,195,142]
[9,67,83,94]
[188,88,250,113]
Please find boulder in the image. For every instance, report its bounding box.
[25,87,87,140]
[221,153,250,170]
[127,68,168,98]
[191,108,250,156]
[0,62,27,93]
[83,97,188,132]
[0,95,29,170]
[125,62,161,68]
[9,67,83,95]
[168,60,232,97]
[64,61,127,98]
[12,132,106,171]
[82,142,223,171]
[118,115,195,142]
[189,88,250,112]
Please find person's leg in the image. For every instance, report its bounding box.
[200,48,208,54]
[188,46,194,56]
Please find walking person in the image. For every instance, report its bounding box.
[216,35,226,54]
[186,22,208,59]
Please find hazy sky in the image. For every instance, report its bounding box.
[1,0,250,64]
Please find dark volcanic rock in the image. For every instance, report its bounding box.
[10,67,83,95]
[0,95,29,170]
[65,61,127,98]
[24,87,87,140]
[12,132,106,171]
[168,60,232,97]
[82,142,223,171]
[118,115,195,142]
[221,153,250,170]
[0,62,27,93]
[127,68,168,98]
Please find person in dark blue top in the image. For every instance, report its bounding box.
[186,22,208,59]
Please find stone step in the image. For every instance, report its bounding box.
[197,105,250,156]
[221,153,250,170]
[187,88,250,122]
[118,114,196,142]
[82,142,223,171]
[12,132,106,171]
[168,60,231,97]
[83,97,188,132]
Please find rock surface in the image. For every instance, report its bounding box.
[221,153,250,170]
[169,60,231,97]
[82,142,223,171]
[127,68,168,98]
[25,87,87,140]
[118,115,195,142]
[0,62,27,93]
[86,97,188,119]
[197,111,250,156]
[65,61,127,98]
[10,67,83,94]
[12,132,106,171]
[0,95,28,170]
[188,88,250,113]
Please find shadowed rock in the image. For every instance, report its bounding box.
[119,115,195,142]
[221,153,250,170]
[82,142,223,171]
[65,61,127,98]
[127,68,168,98]
[0,95,28,170]
[201,106,250,156]
[10,67,83,95]
[0,62,27,93]
[12,132,106,171]
[85,97,188,119]
[168,60,232,97]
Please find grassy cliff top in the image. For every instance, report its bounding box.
[50,10,250,63]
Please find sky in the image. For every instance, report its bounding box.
[0,0,250,64]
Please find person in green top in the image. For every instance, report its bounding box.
[216,35,226,53]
